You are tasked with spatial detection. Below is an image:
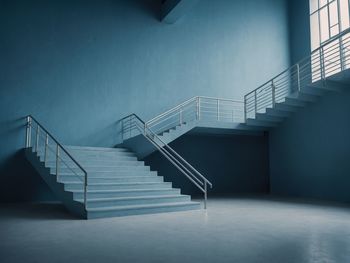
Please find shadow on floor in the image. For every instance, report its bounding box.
[0,203,80,221]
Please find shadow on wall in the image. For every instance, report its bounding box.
[0,149,56,202]
[144,133,270,196]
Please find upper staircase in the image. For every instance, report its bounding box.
[122,28,350,159]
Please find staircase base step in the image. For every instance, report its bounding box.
[87,201,201,219]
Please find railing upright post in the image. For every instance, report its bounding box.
[44,133,49,163]
[121,119,124,141]
[297,63,301,92]
[217,99,220,121]
[271,80,276,107]
[254,90,257,117]
[197,97,201,120]
[56,145,60,179]
[204,181,207,209]
[84,172,87,210]
[244,96,247,123]
[179,108,183,125]
[320,47,326,80]
[25,116,32,148]
[35,126,40,152]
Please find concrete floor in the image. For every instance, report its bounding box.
[1,196,350,263]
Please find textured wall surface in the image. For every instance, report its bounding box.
[0,0,289,201]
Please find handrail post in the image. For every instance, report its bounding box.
[217,99,220,121]
[179,107,183,125]
[44,133,49,163]
[271,80,276,107]
[320,47,325,80]
[25,116,32,148]
[254,90,257,117]
[121,119,124,141]
[35,126,40,152]
[296,63,301,92]
[244,95,247,123]
[56,144,60,179]
[204,181,207,209]
[196,97,201,120]
[84,172,87,210]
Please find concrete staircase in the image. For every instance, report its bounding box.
[25,145,200,219]
[122,71,349,159]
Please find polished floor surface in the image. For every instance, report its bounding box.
[1,196,350,263]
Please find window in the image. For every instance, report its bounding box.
[310,0,350,81]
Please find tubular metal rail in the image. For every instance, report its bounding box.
[121,114,213,208]
[146,96,244,136]
[244,28,350,121]
[25,115,88,210]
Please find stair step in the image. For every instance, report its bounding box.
[300,86,326,96]
[274,103,300,112]
[42,156,138,163]
[59,175,164,183]
[283,98,307,107]
[59,170,157,176]
[255,113,284,123]
[246,118,277,127]
[52,165,151,173]
[72,188,181,199]
[46,160,144,167]
[65,182,172,191]
[265,108,291,117]
[64,146,130,152]
[37,150,136,159]
[87,201,201,219]
[79,194,191,208]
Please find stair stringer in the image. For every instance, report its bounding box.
[25,148,87,218]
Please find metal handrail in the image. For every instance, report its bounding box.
[146,96,244,136]
[25,115,88,210]
[244,28,350,121]
[121,113,212,208]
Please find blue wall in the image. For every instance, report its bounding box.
[145,134,270,196]
[270,0,350,203]
[269,86,350,203]
[0,0,290,201]
[288,0,310,64]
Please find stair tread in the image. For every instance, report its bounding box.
[87,201,200,212]
[66,182,169,186]
[75,194,189,203]
[71,188,179,193]
[64,146,129,152]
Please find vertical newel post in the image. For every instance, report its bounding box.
[121,119,124,141]
[179,107,183,125]
[56,145,60,179]
[271,79,276,108]
[320,46,325,80]
[244,95,247,123]
[25,116,32,148]
[44,133,49,163]
[217,99,220,121]
[297,63,301,92]
[204,181,207,209]
[254,90,257,118]
[35,126,40,152]
[84,171,88,210]
[197,97,201,120]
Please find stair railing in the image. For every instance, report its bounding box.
[121,113,213,209]
[146,96,244,135]
[25,115,88,210]
[244,27,350,122]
